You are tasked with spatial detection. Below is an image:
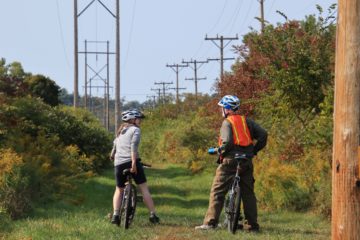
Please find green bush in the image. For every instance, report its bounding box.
[0,96,112,219]
[255,156,311,211]
[3,97,112,171]
[0,149,31,219]
[140,106,217,173]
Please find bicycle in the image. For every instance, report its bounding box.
[120,162,151,229]
[208,148,248,234]
[224,153,248,234]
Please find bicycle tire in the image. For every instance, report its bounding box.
[231,185,241,234]
[123,184,132,229]
[226,186,236,233]
[129,185,137,221]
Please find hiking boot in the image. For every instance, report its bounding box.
[245,223,260,232]
[111,214,120,226]
[149,213,160,224]
[195,224,216,230]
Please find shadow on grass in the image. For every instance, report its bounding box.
[152,196,208,209]
[21,166,208,222]
[146,166,192,179]
[263,226,327,236]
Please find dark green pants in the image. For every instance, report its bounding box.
[203,157,258,226]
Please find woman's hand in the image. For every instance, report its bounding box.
[131,163,137,175]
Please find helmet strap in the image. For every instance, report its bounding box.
[222,108,228,118]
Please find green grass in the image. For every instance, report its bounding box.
[1,164,330,240]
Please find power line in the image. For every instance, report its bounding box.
[225,0,244,34]
[239,1,256,35]
[123,0,137,69]
[55,0,71,69]
[206,0,229,34]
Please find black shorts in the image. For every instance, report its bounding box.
[114,161,147,188]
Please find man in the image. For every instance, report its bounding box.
[195,95,267,231]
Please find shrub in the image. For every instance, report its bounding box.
[3,97,112,172]
[0,149,31,219]
[0,97,112,219]
[255,157,311,211]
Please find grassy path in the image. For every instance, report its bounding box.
[2,164,330,240]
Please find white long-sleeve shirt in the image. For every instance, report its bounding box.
[112,124,141,166]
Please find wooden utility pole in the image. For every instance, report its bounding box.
[182,59,208,99]
[258,0,265,33]
[84,40,88,108]
[332,0,360,239]
[166,63,188,104]
[115,0,121,132]
[169,86,186,103]
[74,0,79,107]
[205,34,238,81]
[154,81,173,104]
[151,88,162,104]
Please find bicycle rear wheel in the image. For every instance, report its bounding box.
[231,185,241,234]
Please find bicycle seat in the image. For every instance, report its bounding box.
[234,153,248,161]
[123,168,132,176]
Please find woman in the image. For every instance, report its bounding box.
[110,109,159,226]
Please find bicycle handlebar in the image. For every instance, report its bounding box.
[141,162,152,168]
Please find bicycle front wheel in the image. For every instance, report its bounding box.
[231,185,241,234]
[129,186,137,221]
[123,184,133,229]
[226,189,236,233]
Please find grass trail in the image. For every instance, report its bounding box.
[2,164,330,240]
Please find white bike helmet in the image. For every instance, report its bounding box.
[121,109,145,122]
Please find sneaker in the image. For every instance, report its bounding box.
[149,213,160,224]
[111,214,120,226]
[194,224,216,230]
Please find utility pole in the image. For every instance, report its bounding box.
[168,86,186,103]
[205,34,238,81]
[73,0,120,133]
[84,84,113,126]
[151,88,162,104]
[79,40,114,131]
[146,95,156,109]
[115,0,121,132]
[74,0,79,107]
[154,81,173,104]
[332,0,360,239]
[182,59,208,99]
[258,0,265,33]
[166,63,188,104]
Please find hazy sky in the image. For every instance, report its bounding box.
[0,0,336,103]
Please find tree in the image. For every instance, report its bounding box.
[218,6,336,124]
[24,74,61,106]
[59,88,73,106]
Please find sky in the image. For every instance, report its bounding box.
[0,0,336,103]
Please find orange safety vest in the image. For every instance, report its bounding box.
[218,115,253,147]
